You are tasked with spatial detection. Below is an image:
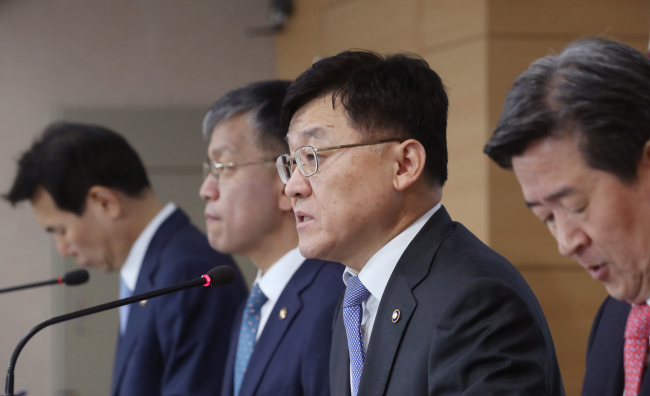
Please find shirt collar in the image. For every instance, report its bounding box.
[343,203,441,301]
[255,246,304,303]
[120,203,177,291]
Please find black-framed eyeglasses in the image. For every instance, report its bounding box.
[275,139,402,184]
[203,159,276,180]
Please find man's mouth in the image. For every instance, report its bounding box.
[295,211,314,223]
[586,263,609,281]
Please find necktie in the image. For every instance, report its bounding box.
[234,284,268,396]
[119,277,133,335]
[624,302,650,396]
[343,275,371,396]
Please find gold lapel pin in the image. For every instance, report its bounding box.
[279,307,288,320]
[140,300,147,307]
[391,309,401,323]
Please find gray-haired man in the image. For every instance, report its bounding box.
[199,80,345,396]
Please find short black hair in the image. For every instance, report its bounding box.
[5,122,151,215]
[484,38,650,184]
[203,80,292,157]
[282,51,449,186]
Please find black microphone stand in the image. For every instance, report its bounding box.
[0,279,61,294]
[4,276,209,396]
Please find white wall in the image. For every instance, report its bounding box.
[0,1,275,394]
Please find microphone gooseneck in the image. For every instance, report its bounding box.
[0,269,90,295]
[3,265,235,396]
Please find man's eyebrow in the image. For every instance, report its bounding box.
[525,187,577,208]
[286,127,327,146]
[209,145,233,158]
[44,226,57,233]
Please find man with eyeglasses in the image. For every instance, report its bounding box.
[5,122,248,396]
[278,52,565,395]
[199,80,345,396]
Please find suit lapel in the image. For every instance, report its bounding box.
[358,207,455,396]
[111,209,186,396]
[238,259,324,396]
[331,297,352,396]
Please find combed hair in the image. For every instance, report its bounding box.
[282,51,449,186]
[484,38,650,183]
[203,80,292,157]
[5,122,150,214]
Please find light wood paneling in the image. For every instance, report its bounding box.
[518,266,609,396]
[421,0,487,49]
[489,0,649,37]
[425,38,490,241]
[322,0,419,55]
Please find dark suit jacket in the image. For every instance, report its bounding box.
[581,296,650,395]
[111,208,248,396]
[330,206,565,396]
[220,259,345,396]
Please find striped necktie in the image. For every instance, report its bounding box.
[234,284,268,396]
[343,275,370,396]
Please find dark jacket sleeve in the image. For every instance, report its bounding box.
[428,277,551,396]
[153,253,247,396]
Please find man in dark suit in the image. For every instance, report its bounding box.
[276,52,564,395]
[200,80,345,396]
[5,122,247,396]
[484,38,650,396]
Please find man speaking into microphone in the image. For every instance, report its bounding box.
[4,122,247,396]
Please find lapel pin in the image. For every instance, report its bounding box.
[391,309,401,323]
[279,307,288,320]
[140,300,147,307]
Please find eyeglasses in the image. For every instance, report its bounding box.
[276,139,402,184]
[203,159,276,180]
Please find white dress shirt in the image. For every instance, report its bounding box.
[120,203,177,293]
[343,203,440,392]
[253,247,305,341]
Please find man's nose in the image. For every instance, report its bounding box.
[199,175,219,201]
[284,167,311,198]
[55,237,74,257]
[554,215,589,257]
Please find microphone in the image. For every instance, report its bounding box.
[3,265,236,396]
[0,269,90,295]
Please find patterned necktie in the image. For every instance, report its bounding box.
[624,302,650,396]
[343,275,371,396]
[234,284,268,396]
[119,277,133,335]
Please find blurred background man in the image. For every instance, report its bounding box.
[484,38,650,396]
[279,51,564,396]
[200,80,345,396]
[5,122,247,396]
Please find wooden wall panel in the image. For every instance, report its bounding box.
[322,0,419,55]
[489,0,648,37]
[421,0,486,49]
[425,38,490,242]
[518,267,609,396]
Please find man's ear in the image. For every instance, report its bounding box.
[276,177,293,212]
[86,186,123,220]
[393,139,427,192]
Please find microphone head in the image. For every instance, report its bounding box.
[62,269,90,286]
[206,266,236,287]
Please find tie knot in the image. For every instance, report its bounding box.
[246,283,268,311]
[626,303,650,340]
[344,275,370,307]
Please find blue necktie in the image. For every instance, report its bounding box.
[119,277,133,335]
[343,275,370,396]
[234,284,268,396]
